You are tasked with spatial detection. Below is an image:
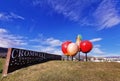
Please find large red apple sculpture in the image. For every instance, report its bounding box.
[80,40,93,61]
[80,40,93,53]
[61,41,72,56]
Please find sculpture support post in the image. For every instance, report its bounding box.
[67,55,69,61]
[79,52,80,61]
[71,56,73,61]
[86,53,87,62]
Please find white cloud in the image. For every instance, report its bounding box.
[0,28,8,33]
[90,38,102,42]
[88,42,119,57]
[38,46,62,55]
[32,45,62,55]
[0,13,10,21]
[30,34,43,42]
[31,36,62,47]
[32,0,98,23]
[92,47,105,54]
[30,35,63,55]
[94,0,120,29]
[94,45,101,48]
[32,0,120,29]
[103,53,120,57]
[0,28,27,48]
[0,12,24,21]
[10,12,24,20]
[44,37,62,47]
[89,44,105,56]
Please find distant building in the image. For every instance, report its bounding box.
[104,56,120,62]
[0,47,8,58]
[90,56,120,62]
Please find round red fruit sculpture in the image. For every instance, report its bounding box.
[67,43,79,56]
[61,41,72,56]
[80,40,93,53]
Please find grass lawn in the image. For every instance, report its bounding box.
[1,61,120,81]
[0,58,5,78]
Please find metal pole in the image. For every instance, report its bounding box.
[71,56,73,61]
[86,53,87,62]
[67,55,69,61]
[79,52,80,61]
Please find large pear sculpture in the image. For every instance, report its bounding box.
[76,35,82,61]
[76,35,82,51]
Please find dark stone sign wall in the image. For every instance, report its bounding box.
[2,48,61,76]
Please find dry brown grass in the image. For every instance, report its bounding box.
[0,58,5,78]
[1,61,120,81]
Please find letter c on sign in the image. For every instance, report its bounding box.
[11,49,19,59]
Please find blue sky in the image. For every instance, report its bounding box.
[0,0,120,57]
